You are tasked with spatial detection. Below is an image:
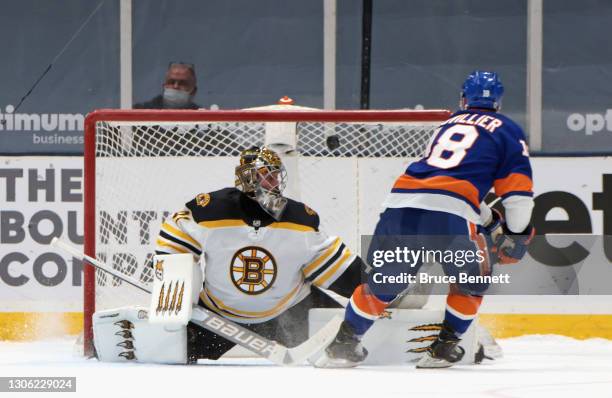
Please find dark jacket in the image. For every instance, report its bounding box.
[133,94,201,110]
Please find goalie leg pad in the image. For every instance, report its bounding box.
[93,306,187,364]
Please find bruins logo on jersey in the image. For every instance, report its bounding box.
[196,193,211,207]
[230,246,277,295]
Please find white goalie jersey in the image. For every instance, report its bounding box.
[154,187,357,324]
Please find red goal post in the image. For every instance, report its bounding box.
[82,108,452,355]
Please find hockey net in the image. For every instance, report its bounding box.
[83,107,451,355]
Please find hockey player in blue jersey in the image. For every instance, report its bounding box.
[317,70,535,369]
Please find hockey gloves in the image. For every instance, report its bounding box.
[482,209,535,265]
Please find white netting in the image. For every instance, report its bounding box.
[97,120,436,158]
[89,111,446,319]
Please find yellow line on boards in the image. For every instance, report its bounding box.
[0,312,83,340]
[479,314,612,340]
[2,312,612,340]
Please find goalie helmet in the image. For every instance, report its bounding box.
[460,70,504,111]
[235,146,288,220]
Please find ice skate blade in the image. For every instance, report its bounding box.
[312,352,360,369]
[416,353,454,369]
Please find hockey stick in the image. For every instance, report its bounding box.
[51,237,341,366]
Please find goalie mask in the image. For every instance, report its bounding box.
[235,147,288,220]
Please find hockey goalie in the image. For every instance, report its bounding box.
[92,146,365,364]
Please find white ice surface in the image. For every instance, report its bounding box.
[1,335,612,398]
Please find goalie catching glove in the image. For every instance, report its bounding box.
[482,209,535,265]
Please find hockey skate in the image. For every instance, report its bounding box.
[416,324,465,369]
[313,321,368,368]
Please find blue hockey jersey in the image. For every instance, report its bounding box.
[383,109,533,225]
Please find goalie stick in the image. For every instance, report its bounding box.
[51,237,341,366]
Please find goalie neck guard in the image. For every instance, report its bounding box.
[235,146,288,220]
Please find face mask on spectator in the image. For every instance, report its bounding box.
[163,88,192,108]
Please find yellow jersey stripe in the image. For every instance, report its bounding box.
[200,293,227,317]
[303,238,341,277]
[155,238,190,254]
[313,248,353,287]
[201,283,302,318]
[199,219,247,228]
[268,222,315,232]
[172,210,192,224]
[200,291,261,319]
[161,222,201,249]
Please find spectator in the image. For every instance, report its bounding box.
[134,62,201,109]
